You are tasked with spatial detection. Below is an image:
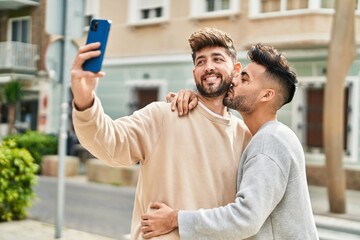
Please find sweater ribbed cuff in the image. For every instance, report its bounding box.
[73,97,101,122]
[178,210,198,240]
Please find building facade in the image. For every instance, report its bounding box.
[80,0,360,188]
[0,0,86,138]
[0,0,51,135]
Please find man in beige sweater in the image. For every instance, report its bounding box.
[71,28,251,239]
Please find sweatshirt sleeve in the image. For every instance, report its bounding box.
[72,96,164,166]
[178,154,288,239]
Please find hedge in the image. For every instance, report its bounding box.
[0,140,38,221]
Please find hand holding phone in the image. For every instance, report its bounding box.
[82,19,111,73]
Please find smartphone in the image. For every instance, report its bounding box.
[82,19,111,73]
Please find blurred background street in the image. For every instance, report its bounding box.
[28,176,134,239]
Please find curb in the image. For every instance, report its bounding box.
[315,214,360,236]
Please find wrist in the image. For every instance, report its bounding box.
[73,94,95,111]
[171,210,179,229]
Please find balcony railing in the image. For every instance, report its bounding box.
[0,41,38,72]
[0,0,40,10]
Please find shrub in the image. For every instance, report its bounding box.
[0,140,39,221]
[4,131,58,173]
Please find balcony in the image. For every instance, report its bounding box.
[0,0,39,10]
[0,41,38,78]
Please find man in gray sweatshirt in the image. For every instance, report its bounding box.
[140,44,319,240]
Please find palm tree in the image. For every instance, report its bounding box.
[4,80,23,135]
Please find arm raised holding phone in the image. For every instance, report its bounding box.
[72,18,111,111]
[71,42,105,111]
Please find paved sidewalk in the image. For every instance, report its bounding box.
[309,185,360,222]
[0,220,123,240]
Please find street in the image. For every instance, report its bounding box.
[29,176,135,239]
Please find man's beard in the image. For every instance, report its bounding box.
[196,74,232,98]
[224,94,253,112]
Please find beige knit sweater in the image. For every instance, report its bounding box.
[72,97,251,239]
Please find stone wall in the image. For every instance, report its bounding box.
[86,158,139,187]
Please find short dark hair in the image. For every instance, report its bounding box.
[189,27,237,64]
[248,44,297,106]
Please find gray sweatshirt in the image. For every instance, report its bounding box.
[178,121,319,240]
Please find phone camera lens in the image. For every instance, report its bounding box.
[91,20,98,32]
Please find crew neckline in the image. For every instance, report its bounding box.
[197,101,232,125]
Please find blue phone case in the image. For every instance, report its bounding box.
[82,19,111,73]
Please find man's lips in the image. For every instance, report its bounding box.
[202,74,221,83]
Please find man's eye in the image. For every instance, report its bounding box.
[196,60,204,66]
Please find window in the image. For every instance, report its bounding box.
[8,17,30,43]
[287,0,308,10]
[206,0,230,12]
[85,0,99,27]
[292,77,359,163]
[261,0,280,13]
[141,6,163,19]
[190,0,239,18]
[305,87,348,151]
[140,0,164,20]
[250,0,352,15]
[128,0,169,25]
[320,0,335,9]
[125,79,167,114]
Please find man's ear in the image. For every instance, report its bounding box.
[260,89,276,102]
[233,62,242,78]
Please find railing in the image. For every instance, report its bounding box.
[0,41,38,71]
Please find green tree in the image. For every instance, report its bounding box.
[4,81,23,135]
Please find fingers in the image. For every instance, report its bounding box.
[140,206,177,239]
[176,89,186,116]
[72,42,101,70]
[143,231,156,239]
[141,221,154,239]
[167,89,198,116]
[71,44,105,81]
[176,89,195,116]
[166,92,177,103]
[142,229,155,239]
[150,201,163,209]
[170,94,178,112]
[188,95,198,110]
[78,42,101,53]
[181,90,194,115]
[141,217,155,238]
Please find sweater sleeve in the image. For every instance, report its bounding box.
[72,97,164,166]
[178,154,288,239]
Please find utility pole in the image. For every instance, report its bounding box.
[44,0,85,237]
[55,0,71,237]
[323,0,356,213]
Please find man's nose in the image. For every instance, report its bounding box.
[205,61,215,72]
[231,76,238,86]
